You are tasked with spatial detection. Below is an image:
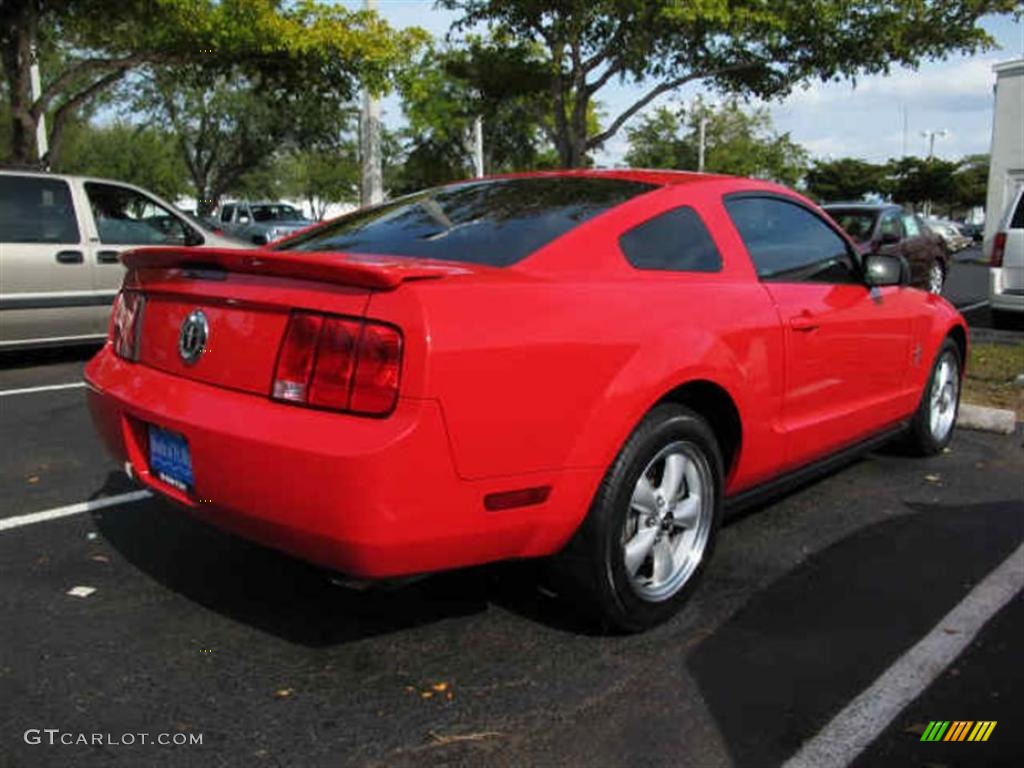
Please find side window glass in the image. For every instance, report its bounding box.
[902,214,920,237]
[0,176,80,244]
[619,206,722,272]
[85,183,189,246]
[879,213,902,239]
[220,205,234,223]
[724,196,859,284]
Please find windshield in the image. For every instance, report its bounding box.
[826,210,877,243]
[251,204,303,222]
[275,176,656,266]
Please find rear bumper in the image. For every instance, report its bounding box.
[84,345,598,577]
[989,268,1024,313]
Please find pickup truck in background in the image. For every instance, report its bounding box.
[216,201,313,245]
[0,169,242,350]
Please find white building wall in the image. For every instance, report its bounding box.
[984,58,1024,256]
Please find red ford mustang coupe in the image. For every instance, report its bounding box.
[85,171,966,631]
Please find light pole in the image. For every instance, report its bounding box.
[921,128,948,159]
[359,0,383,206]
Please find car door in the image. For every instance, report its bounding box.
[0,173,98,346]
[899,213,933,287]
[724,194,914,470]
[81,181,197,333]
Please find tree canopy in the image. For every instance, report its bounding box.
[0,0,424,165]
[441,0,1018,168]
[625,99,807,186]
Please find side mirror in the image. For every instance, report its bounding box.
[864,253,908,287]
[880,231,900,245]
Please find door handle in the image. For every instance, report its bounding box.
[55,250,84,264]
[789,312,820,332]
[96,250,121,264]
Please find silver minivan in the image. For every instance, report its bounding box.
[0,170,242,349]
[989,185,1024,327]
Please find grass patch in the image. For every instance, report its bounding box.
[963,342,1024,418]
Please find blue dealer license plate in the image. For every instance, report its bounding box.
[148,426,194,490]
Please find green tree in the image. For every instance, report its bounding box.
[441,0,1018,168]
[54,121,189,201]
[136,66,363,214]
[0,0,422,166]
[953,154,989,211]
[625,100,808,186]
[284,147,360,220]
[395,38,556,191]
[805,157,889,202]
[888,156,957,213]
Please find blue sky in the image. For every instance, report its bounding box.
[340,1,1023,165]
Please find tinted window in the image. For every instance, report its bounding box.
[725,196,858,283]
[826,209,877,243]
[220,205,234,223]
[278,177,655,267]
[0,176,79,243]
[619,206,721,272]
[85,182,191,246]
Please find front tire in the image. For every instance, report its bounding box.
[553,404,722,632]
[905,338,961,455]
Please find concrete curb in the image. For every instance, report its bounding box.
[958,403,1018,435]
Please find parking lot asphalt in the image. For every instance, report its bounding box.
[1,263,1022,768]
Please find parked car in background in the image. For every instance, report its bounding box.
[925,218,972,253]
[989,185,1024,327]
[0,170,243,350]
[217,201,313,245]
[85,170,966,632]
[960,221,984,243]
[823,202,949,294]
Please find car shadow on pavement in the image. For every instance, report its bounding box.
[686,500,1024,768]
[0,343,102,369]
[88,472,597,645]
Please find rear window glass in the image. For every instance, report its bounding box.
[0,175,80,243]
[277,177,655,266]
[619,207,721,272]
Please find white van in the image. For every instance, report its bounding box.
[989,185,1024,327]
[0,170,242,349]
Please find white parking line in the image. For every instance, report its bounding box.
[0,491,152,533]
[956,300,989,313]
[0,382,86,397]
[782,540,1024,768]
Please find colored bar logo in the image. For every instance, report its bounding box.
[920,721,997,742]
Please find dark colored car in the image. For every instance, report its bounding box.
[824,203,949,294]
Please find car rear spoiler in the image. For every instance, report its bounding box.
[120,246,475,290]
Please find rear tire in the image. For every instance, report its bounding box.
[904,338,961,456]
[552,404,722,632]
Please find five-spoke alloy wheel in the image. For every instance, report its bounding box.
[553,404,722,632]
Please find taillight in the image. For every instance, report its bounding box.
[272,312,402,415]
[111,290,145,361]
[991,232,1007,267]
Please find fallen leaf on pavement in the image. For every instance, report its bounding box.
[66,586,96,598]
[273,688,294,699]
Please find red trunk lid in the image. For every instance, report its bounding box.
[123,246,448,395]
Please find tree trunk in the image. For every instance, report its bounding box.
[1,0,40,165]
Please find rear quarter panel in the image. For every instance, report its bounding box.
[397,183,787,495]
